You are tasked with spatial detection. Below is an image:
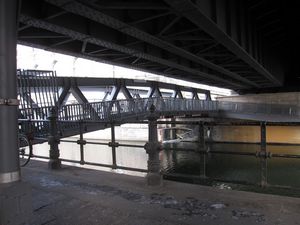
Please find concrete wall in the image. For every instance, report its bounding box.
[211,126,300,144]
[218,92,300,105]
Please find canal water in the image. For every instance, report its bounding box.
[162,142,300,189]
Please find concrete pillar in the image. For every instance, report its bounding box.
[0,0,32,224]
[48,107,61,169]
[144,105,162,186]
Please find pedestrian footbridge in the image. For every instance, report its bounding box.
[17,70,300,140]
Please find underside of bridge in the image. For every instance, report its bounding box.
[18,0,299,93]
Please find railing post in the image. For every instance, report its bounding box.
[77,122,86,165]
[48,107,61,169]
[109,123,118,169]
[144,105,162,186]
[260,122,268,187]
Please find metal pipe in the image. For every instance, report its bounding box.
[117,143,144,148]
[0,0,20,183]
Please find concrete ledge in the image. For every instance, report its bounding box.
[0,182,32,225]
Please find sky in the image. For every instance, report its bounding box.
[17,44,233,97]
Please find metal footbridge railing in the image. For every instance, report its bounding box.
[19,98,218,138]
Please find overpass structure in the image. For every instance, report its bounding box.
[0,1,299,224]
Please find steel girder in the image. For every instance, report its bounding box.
[44,0,258,88]
[17,0,286,91]
[19,14,248,89]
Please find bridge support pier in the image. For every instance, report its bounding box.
[48,107,61,169]
[144,106,162,186]
[0,0,32,224]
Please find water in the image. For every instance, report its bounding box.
[159,141,300,198]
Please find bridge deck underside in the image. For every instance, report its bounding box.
[18,0,288,91]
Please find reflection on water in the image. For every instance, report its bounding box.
[161,142,300,189]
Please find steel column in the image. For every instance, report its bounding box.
[0,0,20,184]
[144,105,162,186]
[1,2,32,225]
[48,107,61,169]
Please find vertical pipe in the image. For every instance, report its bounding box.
[260,122,267,187]
[0,0,20,184]
[111,124,117,169]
